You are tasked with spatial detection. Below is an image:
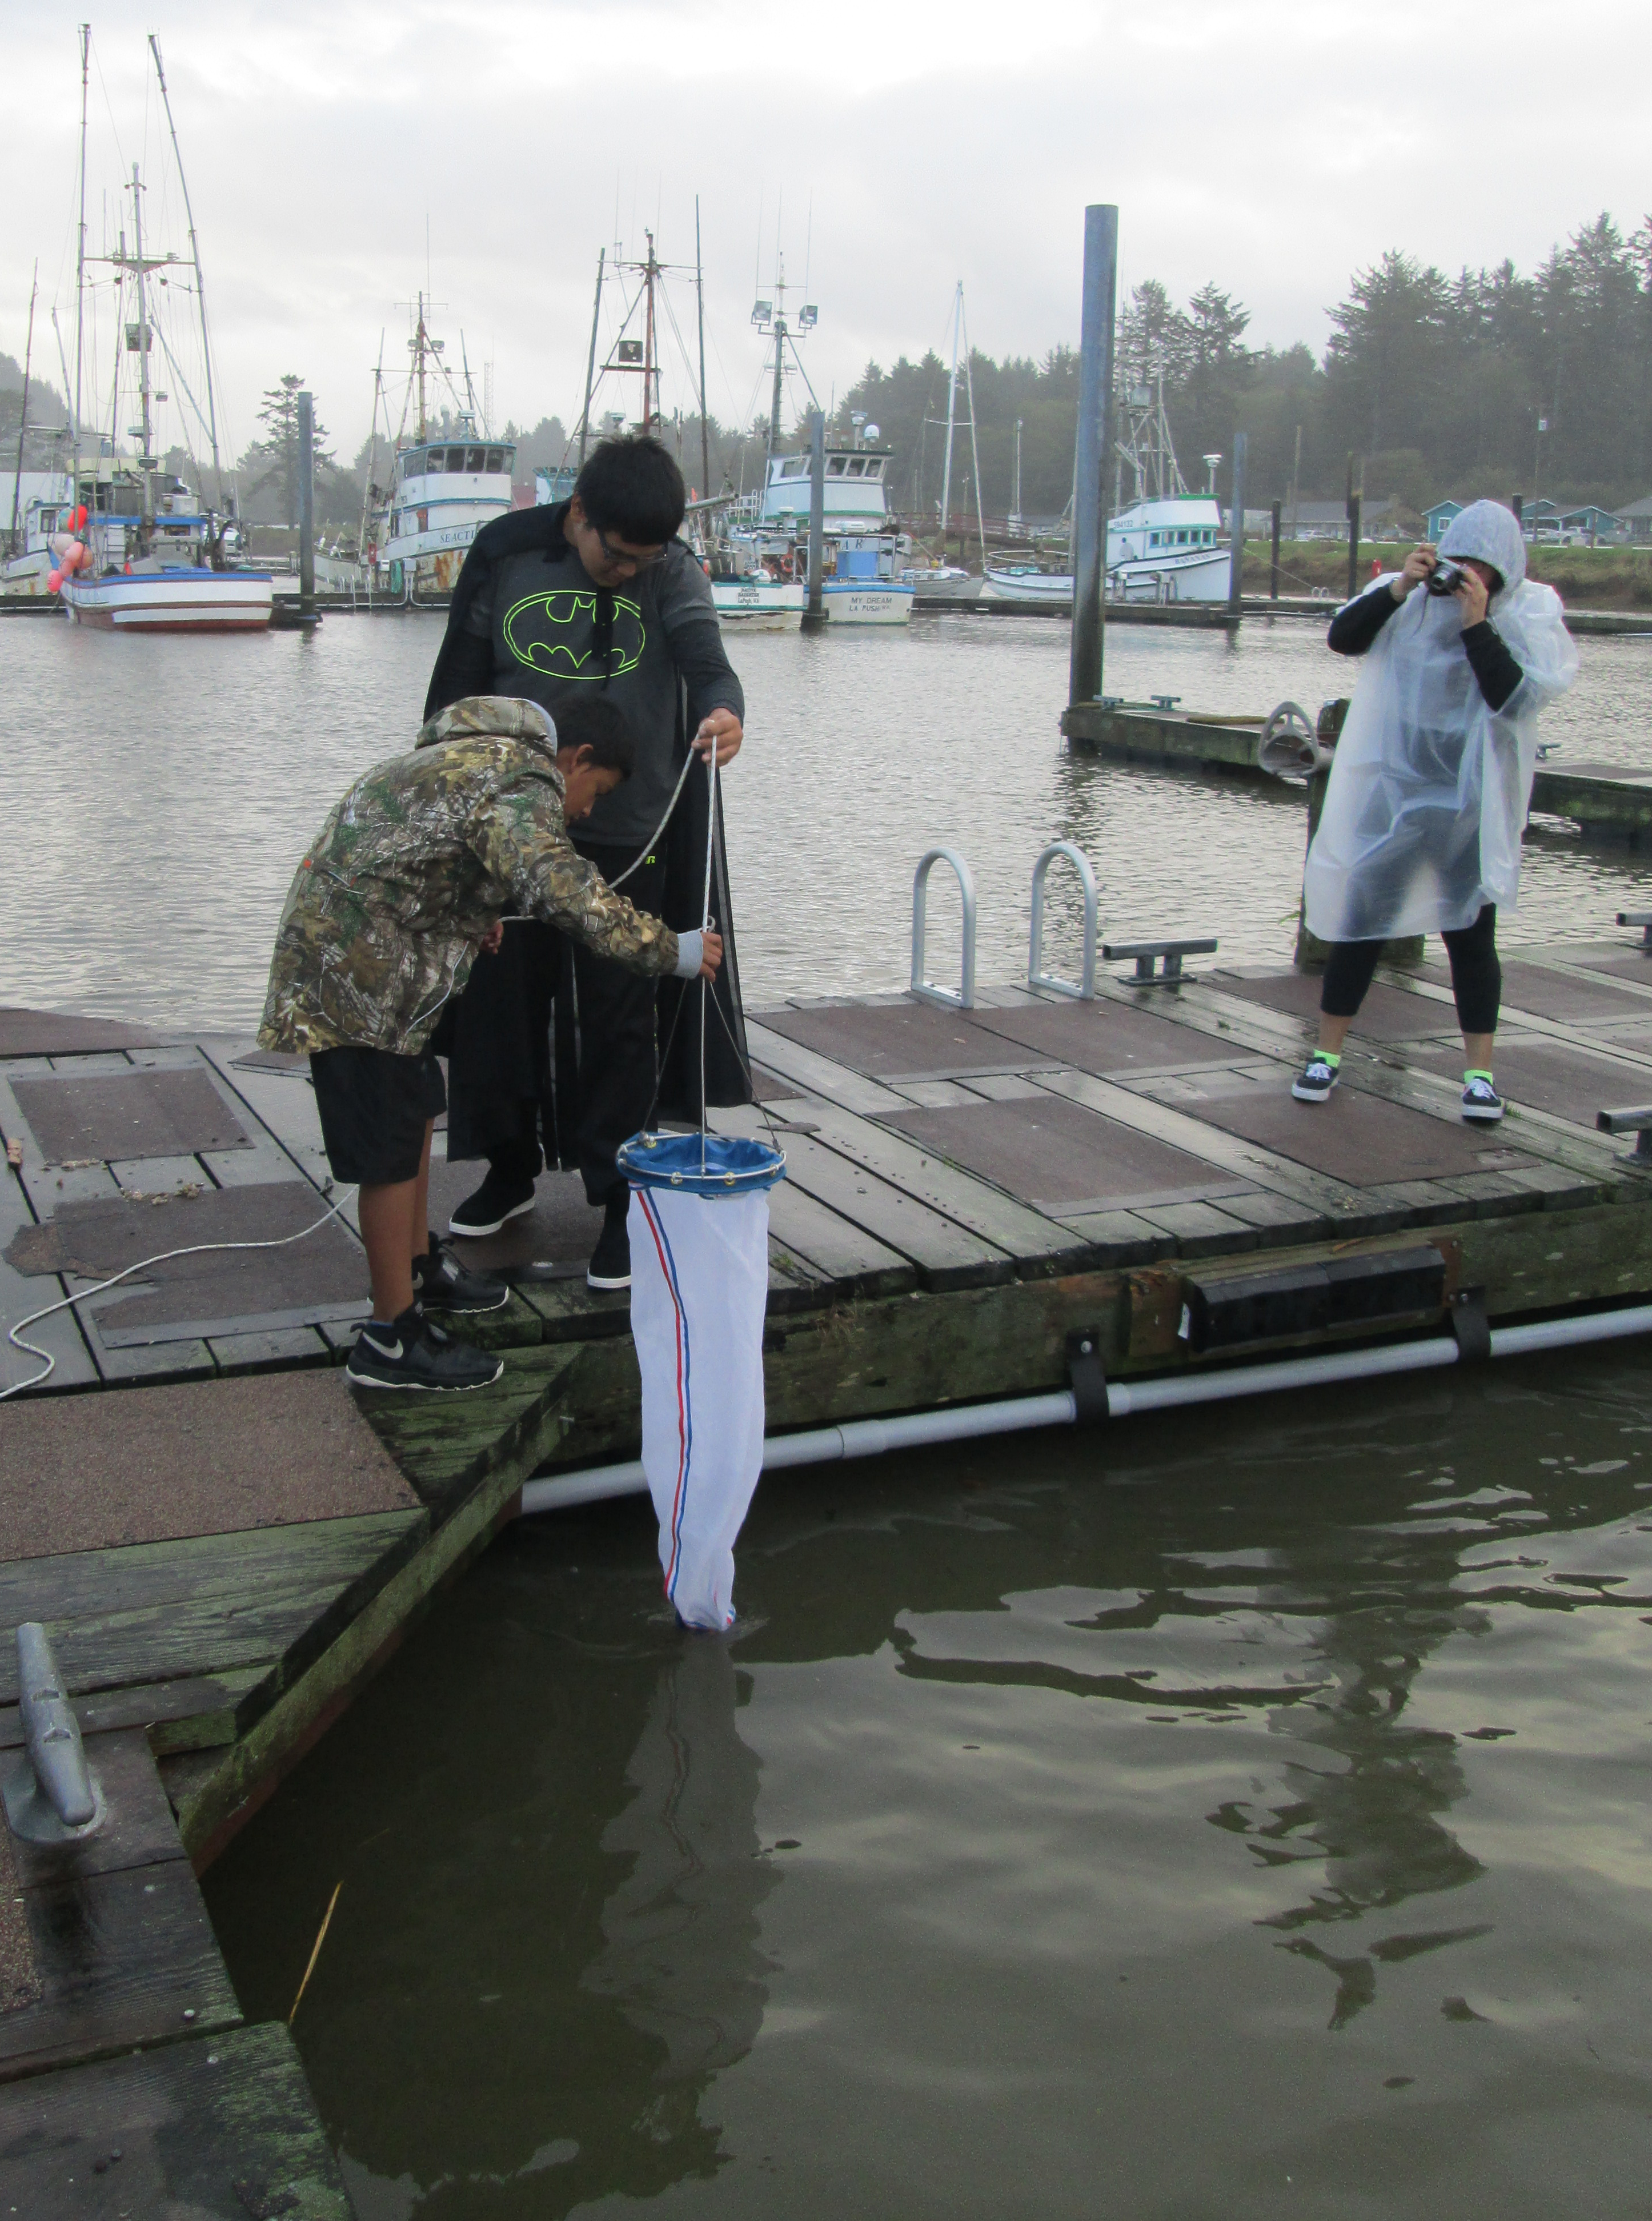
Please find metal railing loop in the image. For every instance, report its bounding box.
[911,848,977,1010]
[1028,841,1098,1001]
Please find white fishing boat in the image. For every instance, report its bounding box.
[1105,496,1228,602]
[707,559,804,631]
[366,297,518,600]
[55,35,268,634]
[756,450,914,626]
[2,476,73,597]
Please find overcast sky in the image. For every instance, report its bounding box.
[5,1,1647,464]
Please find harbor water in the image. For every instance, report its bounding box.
[5,611,1652,2215]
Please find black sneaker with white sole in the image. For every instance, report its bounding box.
[345,1306,503,1392]
[449,1169,536,1238]
[1292,1056,1339,1103]
[1461,1075,1505,1122]
[413,1234,509,1313]
[587,1191,632,1290]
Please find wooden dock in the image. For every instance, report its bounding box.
[4,932,1652,2202]
[1062,699,1652,844]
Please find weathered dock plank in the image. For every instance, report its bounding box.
[0,2020,355,2216]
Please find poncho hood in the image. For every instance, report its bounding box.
[1438,499,1526,597]
[415,694,559,763]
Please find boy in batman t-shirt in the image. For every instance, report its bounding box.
[423,436,747,1290]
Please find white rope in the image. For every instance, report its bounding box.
[699,746,719,1172]
[607,741,701,889]
[1,1185,358,1404]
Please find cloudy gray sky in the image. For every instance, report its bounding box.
[5,1,1646,463]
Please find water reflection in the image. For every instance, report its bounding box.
[582,1634,775,2134]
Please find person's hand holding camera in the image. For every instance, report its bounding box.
[1392,543,1437,601]
[1451,564,1490,627]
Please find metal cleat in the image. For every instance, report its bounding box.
[1615,911,1652,951]
[1598,1105,1652,1161]
[1102,935,1219,983]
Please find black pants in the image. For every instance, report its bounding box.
[443,837,665,1208]
[1320,903,1501,1036]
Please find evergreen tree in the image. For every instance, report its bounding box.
[240,374,342,528]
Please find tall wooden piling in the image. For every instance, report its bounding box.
[1345,492,1361,602]
[1226,432,1247,612]
[1068,205,1118,710]
[805,409,825,629]
[1269,500,1281,601]
[296,390,315,623]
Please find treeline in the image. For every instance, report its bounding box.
[829,211,1652,524]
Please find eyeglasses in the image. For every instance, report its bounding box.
[594,524,666,572]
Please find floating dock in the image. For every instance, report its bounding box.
[1062,699,1652,844]
[4,929,1652,2202]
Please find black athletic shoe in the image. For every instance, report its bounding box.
[449,1170,536,1238]
[413,1235,509,1313]
[587,1192,632,1290]
[1292,1055,1339,1103]
[345,1306,503,1392]
[1461,1076,1505,1122]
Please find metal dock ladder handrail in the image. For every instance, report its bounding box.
[1028,841,1098,1000]
[911,848,977,1010]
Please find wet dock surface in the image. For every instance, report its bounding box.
[3,938,1652,2206]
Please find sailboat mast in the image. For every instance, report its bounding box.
[695,197,710,500]
[72,23,89,508]
[578,248,604,466]
[149,34,222,506]
[940,282,961,554]
[360,332,384,556]
[960,290,987,568]
[642,231,657,435]
[130,166,155,517]
[767,254,786,466]
[9,264,37,557]
[415,295,428,443]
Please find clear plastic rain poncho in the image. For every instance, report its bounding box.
[1303,500,1578,942]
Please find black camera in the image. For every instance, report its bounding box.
[1425,559,1465,597]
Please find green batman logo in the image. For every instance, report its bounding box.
[502,589,646,680]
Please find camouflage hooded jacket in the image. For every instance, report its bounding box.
[258,696,681,1056]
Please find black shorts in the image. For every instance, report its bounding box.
[309,1047,446,1187]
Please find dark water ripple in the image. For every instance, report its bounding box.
[206,1349,1652,2220]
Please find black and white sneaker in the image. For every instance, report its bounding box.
[587,1192,632,1290]
[449,1169,536,1238]
[413,1235,509,1313]
[1461,1076,1505,1122]
[1292,1056,1340,1103]
[346,1306,503,1392]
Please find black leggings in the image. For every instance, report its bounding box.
[1321,904,1501,1036]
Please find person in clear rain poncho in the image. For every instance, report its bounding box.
[1296,499,1578,1120]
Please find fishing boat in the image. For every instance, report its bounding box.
[57,35,270,634]
[755,447,914,625]
[371,298,517,600]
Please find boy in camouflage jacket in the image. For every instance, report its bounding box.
[259,693,721,1393]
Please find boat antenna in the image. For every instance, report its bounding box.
[149,34,223,510]
[72,23,89,512]
[695,197,710,502]
[9,263,38,557]
[578,247,604,466]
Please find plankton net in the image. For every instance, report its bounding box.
[616,752,785,1631]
